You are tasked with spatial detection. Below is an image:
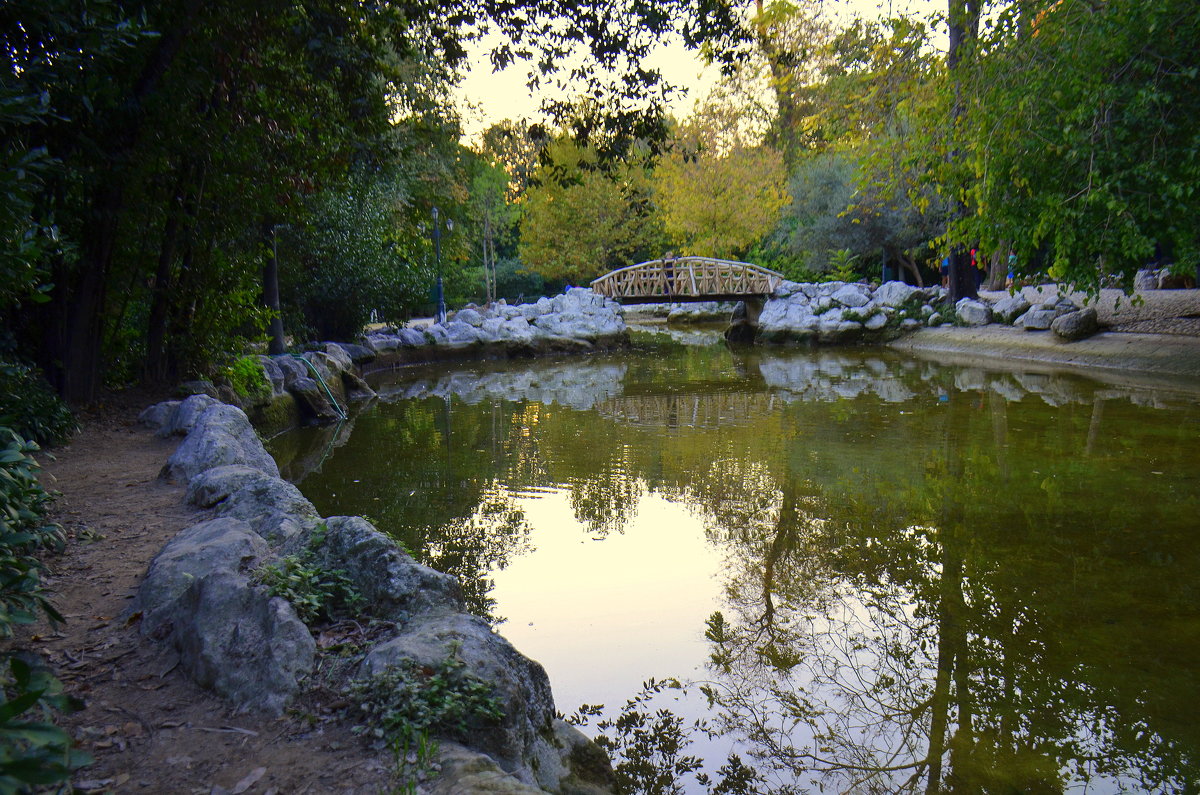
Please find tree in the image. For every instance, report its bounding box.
[654,106,788,260]
[465,153,521,304]
[519,137,665,285]
[4,0,748,402]
[953,0,1200,292]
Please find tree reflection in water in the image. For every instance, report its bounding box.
[689,394,1200,794]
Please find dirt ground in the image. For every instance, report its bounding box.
[22,391,393,794]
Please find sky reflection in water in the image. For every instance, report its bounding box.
[269,339,1200,794]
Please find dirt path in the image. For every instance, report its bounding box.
[26,395,390,794]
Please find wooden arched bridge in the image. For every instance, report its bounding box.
[590,257,784,303]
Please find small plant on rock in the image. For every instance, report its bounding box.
[253,525,363,625]
[349,646,505,747]
[219,355,272,404]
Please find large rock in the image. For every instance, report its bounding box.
[1016,305,1060,330]
[992,294,1031,324]
[955,298,993,326]
[399,328,429,347]
[330,342,376,365]
[431,725,613,795]
[185,465,322,550]
[138,400,180,432]
[444,320,482,345]
[168,570,315,715]
[289,376,343,423]
[831,284,870,308]
[1051,306,1100,341]
[162,404,280,483]
[136,517,270,637]
[155,394,221,438]
[455,307,486,327]
[874,281,917,308]
[270,356,306,390]
[361,610,556,786]
[315,516,463,620]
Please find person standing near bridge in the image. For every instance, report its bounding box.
[662,251,678,296]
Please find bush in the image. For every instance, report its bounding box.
[253,524,363,625]
[0,427,88,789]
[0,428,64,636]
[348,648,504,746]
[0,362,75,448]
[0,656,90,790]
[219,356,271,404]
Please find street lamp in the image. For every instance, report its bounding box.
[431,206,454,324]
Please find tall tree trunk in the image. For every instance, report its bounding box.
[263,222,286,356]
[947,0,982,303]
[145,166,189,382]
[754,0,807,169]
[53,0,203,402]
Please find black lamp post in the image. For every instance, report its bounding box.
[432,206,454,324]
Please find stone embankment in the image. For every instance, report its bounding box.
[172,289,629,432]
[135,395,611,794]
[753,279,1102,343]
[363,288,627,359]
[130,290,630,793]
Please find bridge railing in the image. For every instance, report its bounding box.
[590,256,784,302]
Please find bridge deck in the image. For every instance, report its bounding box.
[591,257,783,303]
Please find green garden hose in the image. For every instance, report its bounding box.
[289,353,349,421]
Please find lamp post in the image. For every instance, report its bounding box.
[431,207,454,324]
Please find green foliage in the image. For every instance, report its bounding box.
[348,647,504,746]
[0,89,58,316]
[0,358,75,448]
[0,656,90,792]
[220,356,271,404]
[821,249,860,283]
[494,257,547,303]
[520,138,666,284]
[385,728,440,795]
[0,428,65,638]
[654,107,788,260]
[0,426,84,791]
[281,171,432,342]
[254,525,363,625]
[940,0,1200,291]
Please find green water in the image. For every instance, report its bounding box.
[268,336,1200,793]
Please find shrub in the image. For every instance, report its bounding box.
[0,656,90,790]
[220,356,271,404]
[0,362,75,448]
[0,429,64,636]
[253,524,363,625]
[348,648,504,746]
[0,428,88,789]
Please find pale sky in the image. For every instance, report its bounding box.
[454,0,941,140]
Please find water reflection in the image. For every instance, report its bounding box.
[267,345,1200,792]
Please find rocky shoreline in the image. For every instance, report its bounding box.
[126,289,632,793]
[134,394,611,794]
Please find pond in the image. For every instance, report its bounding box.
[267,330,1200,794]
